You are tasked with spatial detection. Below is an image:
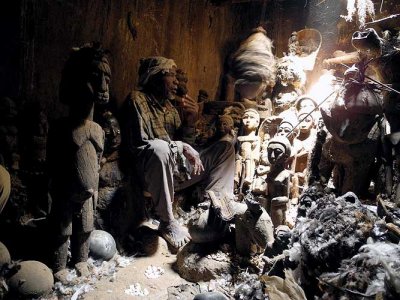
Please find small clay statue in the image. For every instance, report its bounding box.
[197,89,209,103]
[266,136,292,228]
[234,109,261,190]
[47,43,110,282]
[296,109,317,156]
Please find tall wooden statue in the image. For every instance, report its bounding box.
[47,44,110,282]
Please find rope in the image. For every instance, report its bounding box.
[285,90,336,138]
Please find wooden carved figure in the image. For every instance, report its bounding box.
[47,43,110,282]
[234,108,261,191]
[96,111,123,231]
[266,136,292,228]
[293,108,317,197]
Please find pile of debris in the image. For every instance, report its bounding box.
[319,242,400,299]
[293,191,376,276]
[269,188,400,299]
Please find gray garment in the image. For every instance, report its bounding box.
[134,140,235,222]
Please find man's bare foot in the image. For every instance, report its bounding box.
[54,268,78,285]
[159,220,191,250]
[75,262,90,277]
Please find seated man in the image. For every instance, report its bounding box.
[121,56,235,249]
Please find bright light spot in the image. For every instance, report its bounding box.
[307,72,337,106]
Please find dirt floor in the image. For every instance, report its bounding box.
[83,237,188,300]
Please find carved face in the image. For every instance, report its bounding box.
[298,113,314,133]
[298,99,316,112]
[87,59,111,105]
[267,142,287,165]
[102,114,121,152]
[277,122,293,138]
[242,110,260,131]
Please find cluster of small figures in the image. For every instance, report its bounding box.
[198,96,319,230]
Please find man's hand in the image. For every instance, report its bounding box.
[181,95,199,127]
[182,142,204,175]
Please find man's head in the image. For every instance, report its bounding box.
[138,56,178,100]
[60,43,111,107]
[242,108,260,131]
[267,136,291,165]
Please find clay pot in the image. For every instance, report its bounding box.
[0,241,11,268]
[89,230,117,260]
[7,260,53,298]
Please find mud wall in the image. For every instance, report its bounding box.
[4,0,399,117]
[16,0,265,117]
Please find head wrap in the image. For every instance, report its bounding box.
[138,56,177,88]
